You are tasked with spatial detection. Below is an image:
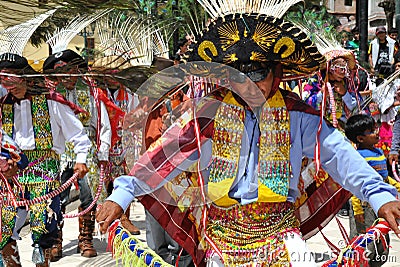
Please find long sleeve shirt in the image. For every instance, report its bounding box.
[89,100,111,161]
[109,102,398,214]
[64,82,112,161]
[106,88,139,113]
[11,98,91,163]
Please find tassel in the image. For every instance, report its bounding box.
[32,243,44,264]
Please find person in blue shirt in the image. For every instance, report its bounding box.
[345,114,400,266]
[97,2,400,267]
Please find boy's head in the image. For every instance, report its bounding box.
[389,28,398,41]
[345,114,379,147]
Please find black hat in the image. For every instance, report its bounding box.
[0,53,36,74]
[43,49,87,72]
[186,14,325,79]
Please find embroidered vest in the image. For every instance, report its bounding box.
[62,79,92,127]
[207,91,291,206]
[2,94,53,150]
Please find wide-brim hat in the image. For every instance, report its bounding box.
[186,14,325,80]
[0,53,37,74]
[323,49,356,70]
[43,49,87,72]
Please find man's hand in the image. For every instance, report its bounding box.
[73,163,88,179]
[96,200,124,234]
[2,159,18,178]
[98,160,108,171]
[377,201,400,237]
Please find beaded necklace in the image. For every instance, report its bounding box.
[206,202,298,266]
[65,78,92,127]
[208,90,291,206]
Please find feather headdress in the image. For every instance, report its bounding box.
[152,27,170,59]
[0,9,56,61]
[197,0,303,19]
[290,14,357,71]
[187,0,325,79]
[42,9,111,72]
[95,14,153,67]
[46,9,111,54]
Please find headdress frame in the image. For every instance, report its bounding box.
[186,13,325,81]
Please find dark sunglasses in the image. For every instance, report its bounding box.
[229,66,272,83]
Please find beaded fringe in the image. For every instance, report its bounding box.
[206,202,299,266]
[111,225,173,267]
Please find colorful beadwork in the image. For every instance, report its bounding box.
[61,79,106,202]
[2,96,53,151]
[31,95,53,150]
[20,150,60,242]
[1,104,13,138]
[0,206,17,249]
[206,202,299,266]
[1,93,62,250]
[63,79,93,127]
[209,92,245,183]
[258,91,291,197]
[29,201,48,242]
[208,90,291,202]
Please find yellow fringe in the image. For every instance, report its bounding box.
[112,228,173,267]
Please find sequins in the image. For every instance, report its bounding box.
[209,90,292,198]
[31,95,53,150]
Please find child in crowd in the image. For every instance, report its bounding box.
[345,114,400,266]
[387,60,400,164]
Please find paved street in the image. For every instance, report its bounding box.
[16,200,400,266]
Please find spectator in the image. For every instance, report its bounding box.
[345,114,400,266]
[350,26,360,60]
[389,28,399,56]
[368,26,396,85]
[387,60,400,165]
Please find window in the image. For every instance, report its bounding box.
[344,0,352,6]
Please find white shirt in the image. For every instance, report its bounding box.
[107,88,139,113]
[12,98,91,163]
[65,88,112,161]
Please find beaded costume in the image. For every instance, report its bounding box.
[0,132,28,250]
[58,78,108,202]
[1,95,61,245]
[0,89,90,262]
[106,1,399,267]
